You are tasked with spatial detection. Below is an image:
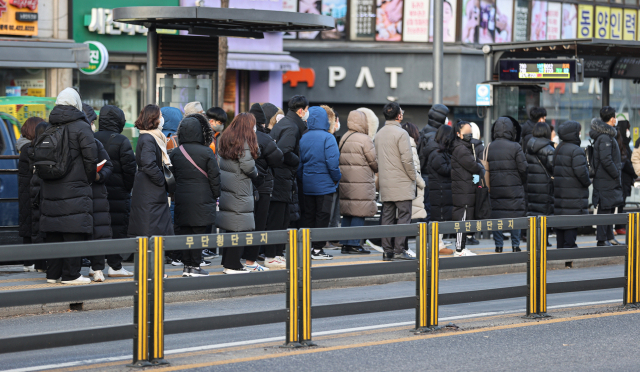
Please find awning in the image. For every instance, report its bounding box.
[227,53,299,72]
[0,39,89,69]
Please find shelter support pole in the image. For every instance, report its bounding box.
[150,237,169,365]
[483,51,493,146]
[415,222,440,332]
[432,0,443,105]
[146,27,158,106]
[602,78,610,107]
[129,237,151,368]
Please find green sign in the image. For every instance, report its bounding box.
[72,1,179,53]
[80,41,109,75]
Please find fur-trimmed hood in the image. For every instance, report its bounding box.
[589,118,617,139]
[357,107,379,139]
[177,114,214,146]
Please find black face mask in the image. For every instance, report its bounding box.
[462,133,473,142]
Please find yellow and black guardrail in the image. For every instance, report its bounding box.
[625,212,640,306]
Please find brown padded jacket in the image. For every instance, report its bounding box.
[339,110,378,217]
[375,120,417,202]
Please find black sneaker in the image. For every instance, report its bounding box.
[382,252,394,261]
[311,249,333,260]
[512,247,521,252]
[341,245,371,254]
[466,237,480,245]
[190,266,209,277]
[495,247,503,253]
[203,249,218,259]
[81,258,91,267]
[257,253,266,262]
[171,259,183,266]
[200,260,212,267]
[597,241,612,247]
[182,266,192,277]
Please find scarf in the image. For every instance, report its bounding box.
[140,128,171,165]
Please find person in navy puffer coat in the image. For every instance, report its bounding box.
[298,106,341,259]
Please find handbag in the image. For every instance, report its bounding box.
[472,143,492,220]
[163,164,176,193]
[479,143,491,192]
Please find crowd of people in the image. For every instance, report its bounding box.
[15,87,638,283]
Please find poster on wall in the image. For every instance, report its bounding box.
[595,6,610,39]
[610,7,622,40]
[0,0,38,36]
[403,0,428,42]
[427,0,455,42]
[461,0,479,43]
[350,0,376,40]
[478,0,495,44]
[282,0,298,39]
[298,0,322,39]
[561,3,577,39]
[494,0,512,43]
[578,4,593,38]
[322,0,347,39]
[513,0,528,42]
[530,1,547,41]
[546,2,561,40]
[375,0,403,41]
[623,9,636,41]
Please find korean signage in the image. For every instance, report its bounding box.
[578,4,593,39]
[595,6,609,39]
[182,232,271,249]
[80,41,109,75]
[476,84,492,107]
[623,9,636,41]
[0,0,38,36]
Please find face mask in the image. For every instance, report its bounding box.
[552,135,559,144]
[627,130,631,138]
[301,110,309,121]
[158,116,165,132]
[444,117,449,126]
[253,125,257,132]
[336,120,341,132]
[462,133,473,142]
[91,123,96,132]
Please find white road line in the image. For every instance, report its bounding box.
[0,298,624,372]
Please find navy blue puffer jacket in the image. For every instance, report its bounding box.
[298,107,341,196]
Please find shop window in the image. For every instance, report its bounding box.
[0,69,45,97]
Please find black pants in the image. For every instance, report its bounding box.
[221,245,244,270]
[241,193,270,262]
[90,253,123,271]
[596,208,615,242]
[381,200,412,254]
[46,232,88,281]
[265,200,289,258]
[556,228,578,248]
[179,226,207,267]
[302,194,334,250]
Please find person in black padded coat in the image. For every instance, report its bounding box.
[94,105,137,241]
[553,121,591,248]
[427,125,453,223]
[616,120,637,235]
[590,109,623,246]
[450,121,483,256]
[29,122,48,247]
[170,114,220,277]
[487,116,527,253]
[525,122,555,217]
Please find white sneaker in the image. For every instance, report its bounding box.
[406,248,416,258]
[365,239,384,253]
[92,270,105,282]
[275,256,286,264]
[46,278,61,284]
[108,267,134,277]
[223,267,251,274]
[264,257,286,269]
[23,265,36,272]
[454,249,477,257]
[61,276,91,285]
[245,263,270,272]
[89,268,95,277]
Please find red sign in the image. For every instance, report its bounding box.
[9,0,37,10]
[283,68,316,88]
[0,1,7,17]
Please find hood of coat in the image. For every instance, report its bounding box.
[427,104,449,129]
[49,104,89,126]
[492,116,521,142]
[178,114,214,146]
[589,118,617,140]
[55,87,83,112]
[98,105,126,133]
[557,121,582,145]
[307,106,330,131]
[82,103,97,123]
[357,107,379,139]
[250,103,266,125]
[261,103,279,124]
[347,110,368,135]
[527,136,553,154]
[161,106,183,137]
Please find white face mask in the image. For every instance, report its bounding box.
[253,125,257,132]
[336,119,341,132]
[444,117,449,126]
[627,130,631,138]
[301,110,309,121]
[552,135,559,144]
[158,116,165,132]
[91,123,96,132]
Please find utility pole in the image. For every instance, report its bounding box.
[433,0,443,105]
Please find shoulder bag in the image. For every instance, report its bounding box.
[178,145,208,178]
[480,143,491,192]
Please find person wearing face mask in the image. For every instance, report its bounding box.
[520,107,547,149]
[321,106,344,249]
[615,120,636,235]
[450,121,483,256]
[591,107,623,246]
[264,95,309,265]
[487,117,528,253]
[205,107,227,154]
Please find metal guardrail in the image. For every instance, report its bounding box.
[0,213,637,364]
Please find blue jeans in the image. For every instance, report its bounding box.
[493,229,521,248]
[340,215,365,246]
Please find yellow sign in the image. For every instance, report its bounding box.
[595,6,610,39]
[610,8,623,40]
[0,0,38,36]
[0,103,47,124]
[578,5,594,39]
[634,128,639,147]
[623,9,636,41]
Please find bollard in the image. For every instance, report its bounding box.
[299,229,315,346]
[129,237,151,368]
[150,236,169,365]
[282,229,303,348]
[525,217,549,318]
[415,222,440,332]
[625,213,640,307]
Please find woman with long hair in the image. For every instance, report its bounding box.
[127,104,174,238]
[216,113,260,274]
[616,121,636,234]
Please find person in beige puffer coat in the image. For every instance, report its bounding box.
[374,102,417,261]
[401,122,427,220]
[338,110,378,253]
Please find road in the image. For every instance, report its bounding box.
[0,264,634,372]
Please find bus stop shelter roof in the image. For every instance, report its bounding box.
[486,38,640,58]
[113,6,335,38]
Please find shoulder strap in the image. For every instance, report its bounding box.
[178,145,208,178]
[105,133,117,150]
[535,155,553,179]
[339,131,357,152]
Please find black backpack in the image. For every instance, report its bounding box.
[585,140,596,178]
[33,124,71,180]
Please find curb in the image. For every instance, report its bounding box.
[0,256,624,318]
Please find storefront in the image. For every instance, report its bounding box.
[283,42,486,133]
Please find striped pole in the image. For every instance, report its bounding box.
[415,222,428,330]
[526,217,537,317]
[150,236,169,365]
[428,222,440,328]
[299,229,315,346]
[625,213,639,306]
[416,222,440,332]
[282,229,302,347]
[539,216,548,316]
[129,237,151,367]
